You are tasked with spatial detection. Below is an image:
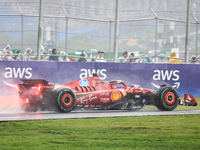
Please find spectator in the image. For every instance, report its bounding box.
[156,54,167,63]
[2,45,14,61]
[40,45,46,61]
[13,50,20,60]
[78,51,87,62]
[138,50,152,63]
[168,52,182,63]
[88,49,98,62]
[15,53,22,61]
[96,51,107,62]
[49,48,58,61]
[118,51,128,62]
[190,55,197,64]
[1,50,6,60]
[45,49,52,61]
[23,47,36,61]
[70,57,75,62]
[127,53,135,63]
[197,55,200,64]
[13,50,22,61]
[59,51,70,62]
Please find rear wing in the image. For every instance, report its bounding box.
[20,79,48,86]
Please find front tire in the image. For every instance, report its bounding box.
[53,88,77,113]
[155,86,179,111]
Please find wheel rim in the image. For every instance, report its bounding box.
[61,93,73,107]
[164,92,176,106]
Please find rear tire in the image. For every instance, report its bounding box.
[155,86,179,111]
[53,88,77,113]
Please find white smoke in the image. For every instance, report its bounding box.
[0,94,24,114]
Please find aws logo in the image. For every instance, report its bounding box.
[80,69,106,80]
[3,67,33,87]
[152,70,180,89]
[5,67,32,79]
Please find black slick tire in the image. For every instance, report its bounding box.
[53,88,77,113]
[155,86,179,111]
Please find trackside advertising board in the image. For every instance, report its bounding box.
[0,61,199,96]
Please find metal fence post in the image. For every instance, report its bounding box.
[185,0,191,63]
[17,5,24,55]
[106,12,112,61]
[192,13,199,56]
[196,24,199,56]
[37,0,43,61]
[62,7,69,53]
[151,8,158,57]
[155,19,158,57]
[114,0,120,62]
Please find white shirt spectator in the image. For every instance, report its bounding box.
[59,51,70,62]
[96,51,107,62]
[118,51,128,62]
[45,49,52,61]
[118,56,128,62]
[23,47,36,61]
[2,44,14,61]
[40,45,46,61]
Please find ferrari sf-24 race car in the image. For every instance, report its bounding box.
[16,74,197,112]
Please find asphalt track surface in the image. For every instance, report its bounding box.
[0,94,200,121]
[1,109,200,121]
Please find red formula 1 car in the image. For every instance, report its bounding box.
[16,74,197,112]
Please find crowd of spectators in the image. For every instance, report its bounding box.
[0,44,199,64]
[117,50,200,64]
[118,50,151,63]
[0,45,108,62]
[77,49,107,62]
[0,45,75,62]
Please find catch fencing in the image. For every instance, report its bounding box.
[0,2,200,62]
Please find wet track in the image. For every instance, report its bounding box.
[0,95,200,121]
[1,109,200,121]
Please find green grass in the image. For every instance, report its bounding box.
[142,97,200,111]
[0,115,200,150]
[0,97,199,150]
[176,97,200,110]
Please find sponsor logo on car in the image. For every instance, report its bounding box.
[100,92,110,96]
[111,91,121,101]
[79,79,89,86]
[135,90,143,93]
[80,94,97,104]
[135,95,140,98]
[100,98,110,103]
[132,106,142,109]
